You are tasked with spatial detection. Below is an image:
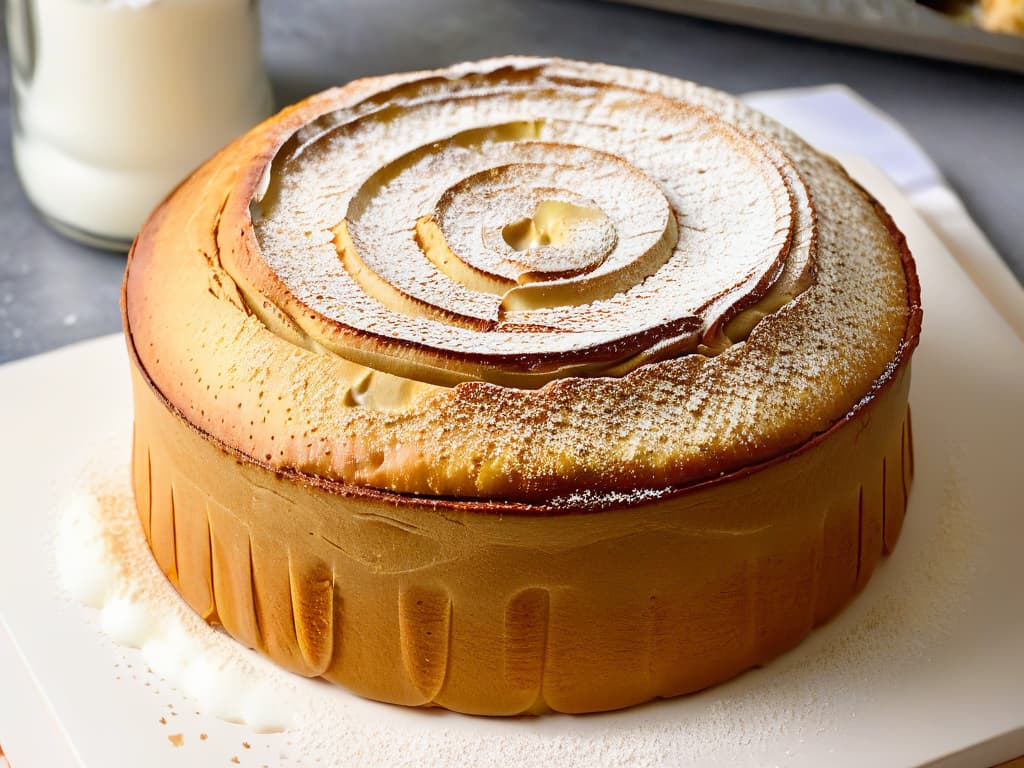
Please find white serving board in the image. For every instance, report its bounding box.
[607,0,1024,74]
[0,157,1023,768]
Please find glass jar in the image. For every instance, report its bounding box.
[6,0,273,251]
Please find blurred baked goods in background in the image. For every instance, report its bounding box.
[978,0,1024,34]
[919,0,1024,34]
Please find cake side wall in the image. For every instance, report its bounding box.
[128,359,912,716]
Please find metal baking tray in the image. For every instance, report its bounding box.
[606,0,1024,73]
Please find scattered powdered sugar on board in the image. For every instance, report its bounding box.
[54,466,302,736]
[54,455,979,767]
[805,459,979,685]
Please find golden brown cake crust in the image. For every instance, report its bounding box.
[124,57,921,504]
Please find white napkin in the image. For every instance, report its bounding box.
[744,85,1024,341]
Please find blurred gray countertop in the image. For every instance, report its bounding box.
[1,0,1022,364]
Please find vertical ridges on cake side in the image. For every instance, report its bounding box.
[207,500,261,649]
[503,587,550,700]
[289,556,335,676]
[398,587,452,702]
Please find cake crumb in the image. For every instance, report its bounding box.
[159,716,166,725]
[168,734,184,747]
[200,733,209,741]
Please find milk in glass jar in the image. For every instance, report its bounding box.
[6,0,273,250]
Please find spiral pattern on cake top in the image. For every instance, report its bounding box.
[247,63,816,387]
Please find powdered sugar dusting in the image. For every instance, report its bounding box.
[548,485,675,509]
[55,471,300,735]
[253,65,803,377]
[133,57,916,500]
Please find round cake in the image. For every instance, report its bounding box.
[121,57,921,715]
